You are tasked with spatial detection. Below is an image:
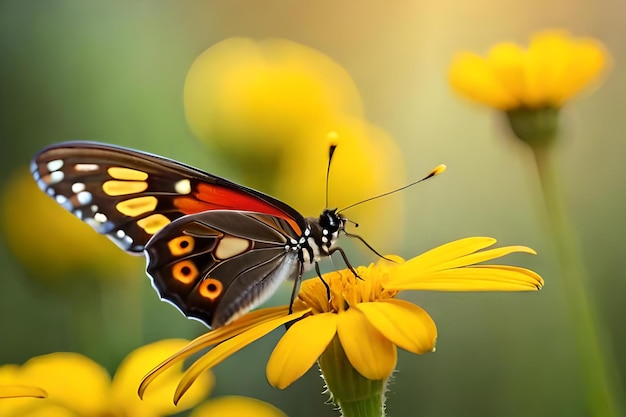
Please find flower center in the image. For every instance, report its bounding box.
[295,263,399,315]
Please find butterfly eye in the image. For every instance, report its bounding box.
[171,260,199,284]
[198,278,223,301]
[167,236,195,256]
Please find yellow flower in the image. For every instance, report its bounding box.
[184,38,407,248]
[273,119,407,247]
[185,37,363,163]
[449,30,610,110]
[1,169,142,282]
[0,339,212,417]
[140,237,542,407]
[189,396,287,417]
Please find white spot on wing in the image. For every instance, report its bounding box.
[55,195,68,205]
[74,163,100,172]
[77,191,93,205]
[174,179,191,194]
[71,182,86,193]
[214,236,250,260]
[48,171,64,184]
[47,159,64,172]
[94,212,108,223]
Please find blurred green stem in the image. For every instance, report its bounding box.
[531,145,624,417]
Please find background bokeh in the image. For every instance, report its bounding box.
[1,1,624,416]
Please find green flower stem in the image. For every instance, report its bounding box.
[531,145,624,417]
[318,336,386,417]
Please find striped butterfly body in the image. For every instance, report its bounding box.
[32,142,346,328]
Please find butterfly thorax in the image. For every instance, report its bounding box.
[295,208,346,267]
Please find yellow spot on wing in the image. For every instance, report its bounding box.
[168,235,195,256]
[103,180,148,196]
[136,214,170,234]
[214,235,250,260]
[116,196,158,217]
[108,167,149,180]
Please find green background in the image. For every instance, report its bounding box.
[1,1,624,416]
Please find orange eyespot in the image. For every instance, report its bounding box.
[167,235,195,256]
[171,260,198,284]
[198,278,223,301]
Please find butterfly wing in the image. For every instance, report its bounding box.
[31,141,306,253]
[145,210,301,327]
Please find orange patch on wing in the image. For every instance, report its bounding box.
[167,235,195,256]
[174,183,302,234]
[172,260,198,284]
[198,278,223,301]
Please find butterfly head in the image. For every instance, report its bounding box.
[318,208,346,248]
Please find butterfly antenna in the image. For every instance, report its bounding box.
[325,133,339,208]
[338,164,446,213]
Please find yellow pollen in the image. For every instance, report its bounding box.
[298,265,397,314]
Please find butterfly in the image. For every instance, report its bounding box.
[31,142,350,328]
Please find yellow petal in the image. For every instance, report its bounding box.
[267,313,338,389]
[449,52,518,110]
[18,352,110,415]
[112,339,213,416]
[138,306,290,399]
[425,245,536,272]
[190,396,287,417]
[355,300,437,354]
[524,30,576,106]
[0,385,47,399]
[174,309,310,404]
[336,309,397,380]
[487,42,527,102]
[552,38,609,105]
[388,265,543,291]
[397,237,498,274]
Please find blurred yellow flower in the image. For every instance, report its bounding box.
[140,237,542,405]
[0,339,212,417]
[1,168,142,281]
[190,396,287,417]
[449,30,610,110]
[184,38,407,249]
[185,37,363,162]
[273,118,407,247]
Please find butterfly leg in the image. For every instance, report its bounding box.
[288,264,305,315]
[314,261,331,301]
[329,247,362,280]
